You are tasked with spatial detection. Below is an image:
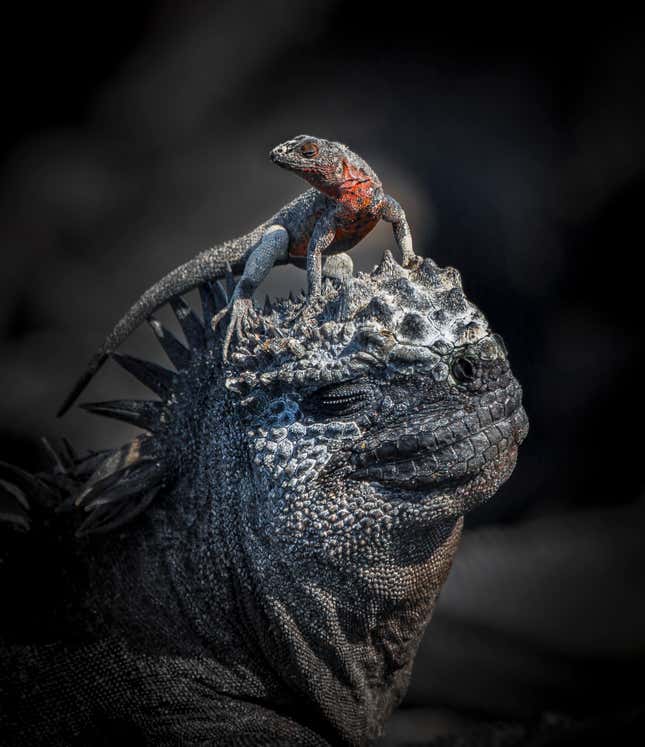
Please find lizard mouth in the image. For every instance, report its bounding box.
[349,385,528,501]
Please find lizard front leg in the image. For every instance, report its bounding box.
[382,195,418,267]
[213,224,289,359]
[306,215,336,299]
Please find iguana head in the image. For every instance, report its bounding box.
[222,252,527,566]
[270,134,382,198]
[70,252,527,742]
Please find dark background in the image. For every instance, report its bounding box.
[1,2,643,742]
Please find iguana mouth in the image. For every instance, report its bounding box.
[350,386,528,492]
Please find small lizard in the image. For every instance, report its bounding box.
[57,135,417,417]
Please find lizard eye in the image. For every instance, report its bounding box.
[300,141,319,158]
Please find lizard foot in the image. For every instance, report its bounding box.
[401,253,423,270]
[290,287,323,325]
[212,294,254,361]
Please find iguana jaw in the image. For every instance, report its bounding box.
[350,401,527,483]
[352,443,522,518]
[347,394,528,515]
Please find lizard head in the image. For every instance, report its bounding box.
[270,134,381,198]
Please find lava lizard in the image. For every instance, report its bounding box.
[57,134,416,416]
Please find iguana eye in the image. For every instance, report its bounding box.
[451,356,476,383]
[300,141,319,158]
[301,380,372,417]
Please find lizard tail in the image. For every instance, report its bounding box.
[57,248,248,417]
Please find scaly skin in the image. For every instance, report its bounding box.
[57,135,416,416]
[1,252,528,745]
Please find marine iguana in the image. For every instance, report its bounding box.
[57,135,417,416]
[0,252,528,745]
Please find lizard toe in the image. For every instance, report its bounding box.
[222,297,253,361]
[211,305,230,332]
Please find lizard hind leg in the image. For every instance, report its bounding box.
[212,225,289,361]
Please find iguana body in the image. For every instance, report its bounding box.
[1,253,528,745]
[57,135,415,416]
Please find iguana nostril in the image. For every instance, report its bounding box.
[493,333,508,357]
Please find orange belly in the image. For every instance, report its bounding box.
[288,214,379,259]
[334,214,379,244]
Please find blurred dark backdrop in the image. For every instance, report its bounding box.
[1,2,643,743]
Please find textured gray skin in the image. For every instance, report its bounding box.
[57,135,415,416]
[1,252,528,745]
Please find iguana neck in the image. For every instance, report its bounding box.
[235,516,464,743]
[89,389,464,744]
[207,396,463,743]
